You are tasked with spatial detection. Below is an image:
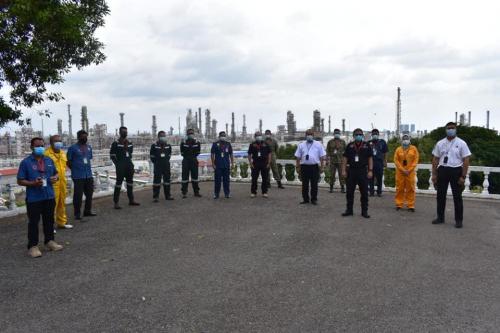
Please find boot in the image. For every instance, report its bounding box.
[341,185,345,193]
[277,180,284,189]
[329,184,333,193]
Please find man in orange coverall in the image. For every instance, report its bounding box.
[394,134,420,212]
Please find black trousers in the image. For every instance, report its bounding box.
[73,178,94,217]
[153,163,171,199]
[181,159,200,194]
[114,164,135,203]
[436,166,464,222]
[27,199,55,249]
[346,168,369,213]
[300,164,320,202]
[251,165,269,194]
[369,164,384,195]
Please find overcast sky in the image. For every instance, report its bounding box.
[3,0,500,135]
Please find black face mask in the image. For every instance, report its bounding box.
[120,132,127,139]
[79,137,87,144]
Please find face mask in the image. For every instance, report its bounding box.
[219,136,227,141]
[265,134,271,139]
[306,135,314,142]
[372,135,379,140]
[255,136,263,142]
[402,140,410,146]
[159,136,167,143]
[187,134,194,140]
[120,132,127,138]
[79,137,87,144]
[54,142,63,150]
[33,146,45,156]
[354,134,364,142]
[446,128,456,137]
[334,134,340,139]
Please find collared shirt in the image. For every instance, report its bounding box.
[17,155,57,203]
[295,140,326,165]
[432,137,471,167]
[211,141,233,169]
[369,139,388,163]
[67,143,93,179]
[326,138,346,164]
[110,139,134,165]
[150,142,172,166]
[343,141,373,169]
[44,146,68,186]
[180,139,201,160]
[248,141,271,166]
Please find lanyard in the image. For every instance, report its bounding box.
[79,144,88,155]
[444,138,456,155]
[305,142,313,155]
[354,142,363,154]
[37,158,45,174]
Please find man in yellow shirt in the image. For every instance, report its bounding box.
[45,135,72,229]
[394,134,419,211]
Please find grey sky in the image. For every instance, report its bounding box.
[2,0,499,135]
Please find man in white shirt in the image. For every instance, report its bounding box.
[431,122,471,228]
[294,129,326,205]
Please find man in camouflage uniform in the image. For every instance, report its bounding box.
[264,129,284,189]
[326,128,346,193]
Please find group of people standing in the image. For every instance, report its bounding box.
[16,121,470,258]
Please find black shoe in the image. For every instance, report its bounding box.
[396,207,401,211]
[299,201,309,204]
[341,187,346,193]
[194,193,202,198]
[153,198,159,203]
[408,208,415,212]
[166,196,174,201]
[74,215,83,220]
[432,218,444,224]
[129,201,140,206]
[83,212,97,217]
[362,212,370,219]
[311,200,317,205]
[369,193,374,197]
[377,193,382,197]
[329,189,333,193]
[342,211,353,217]
[182,194,187,199]
[455,221,463,228]
[278,184,284,189]
[114,204,121,210]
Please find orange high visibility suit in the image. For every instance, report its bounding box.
[45,146,68,226]
[394,145,419,209]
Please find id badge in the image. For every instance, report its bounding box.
[355,155,359,162]
[126,152,130,158]
[160,153,165,158]
[333,149,337,154]
[258,152,261,157]
[42,178,47,187]
[221,153,224,158]
[83,157,88,164]
[373,149,377,156]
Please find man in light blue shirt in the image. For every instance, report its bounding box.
[294,129,326,205]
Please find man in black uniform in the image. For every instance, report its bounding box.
[248,131,271,198]
[341,128,373,218]
[181,128,202,198]
[110,126,140,209]
[150,130,174,202]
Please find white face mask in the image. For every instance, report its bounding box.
[402,139,410,146]
[219,136,227,141]
[255,136,263,141]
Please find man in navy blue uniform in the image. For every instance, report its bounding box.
[368,128,388,197]
[211,131,234,199]
[342,129,374,218]
[67,130,96,220]
[150,130,174,202]
[17,137,64,258]
[180,128,202,198]
[248,131,271,198]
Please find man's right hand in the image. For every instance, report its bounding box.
[33,178,44,187]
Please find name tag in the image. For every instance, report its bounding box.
[333,149,337,154]
[258,152,261,157]
[83,158,88,164]
[221,153,225,158]
[42,178,47,187]
[160,153,165,158]
[373,149,377,156]
[355,155,359,162]
[126,152,129,158]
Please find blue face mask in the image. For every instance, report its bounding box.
[446,128,456,137]
[33,146,45,156]
[54,142,63,150]
[334,134,340,139]
[372,135,379,140]
[354,134,364,142]
[306,135,314,142]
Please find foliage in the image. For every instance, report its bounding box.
[0,0,110,126]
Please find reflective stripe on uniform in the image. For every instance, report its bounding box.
[126,182,134,186]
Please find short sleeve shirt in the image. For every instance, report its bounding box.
[211,141,233,169]
[343,141,373,169]
[370,139,388,163]
[294,140,326,165]
[432,137,471,167]
[17,155,57,203]
[248,141,271,166]
[67,143,93,179]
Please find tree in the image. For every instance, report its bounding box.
[0,0,109,126]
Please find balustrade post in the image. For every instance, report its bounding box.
[236,164,242,180]
[482,170,490,195]
[294,167,300,184]
[7,184,16,210]
[463,171,471,194]
[94,171,101,192]
[281,163,287,184]
[105,170,112,191]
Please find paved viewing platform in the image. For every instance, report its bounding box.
[1,182,499,332]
